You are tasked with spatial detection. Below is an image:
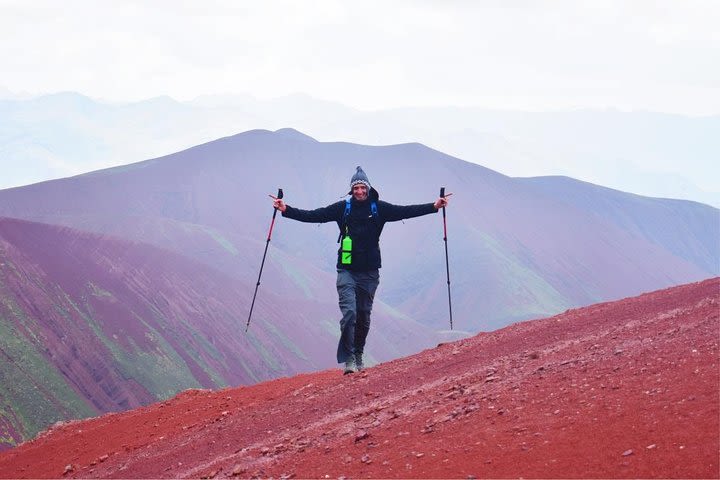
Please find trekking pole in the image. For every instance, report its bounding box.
[440,187,453,330]
[246,188,283,332]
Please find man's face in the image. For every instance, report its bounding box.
[352,184,368,201]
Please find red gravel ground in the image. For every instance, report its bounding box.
[1,278,718,479]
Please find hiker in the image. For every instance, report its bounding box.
[271,166,451,374]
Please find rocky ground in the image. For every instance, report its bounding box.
[1,278,717,479]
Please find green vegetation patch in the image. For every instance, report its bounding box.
[107,312,203,398]
[1,297,40,343]
[164,316,228,389]
[179,222,238,256]
[264,320,309,362]
[198,225,238,256]
[190,329,225,363]
[87,282,114,299]
[475,231,572,319]
[0,312,95,445]
[66,295,203,400]
[319,316,339,337]
[247,330,283,373]
[270,250,314,299]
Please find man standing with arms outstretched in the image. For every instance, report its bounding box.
[272,167,451,374]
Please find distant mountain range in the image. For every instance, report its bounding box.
[0,128,717,448]
[2,92,718,207]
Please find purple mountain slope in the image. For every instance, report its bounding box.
[0,216,436,449]
[0,128,716,333]
[516,175,716,270]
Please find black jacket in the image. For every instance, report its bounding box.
[282,195,437,271]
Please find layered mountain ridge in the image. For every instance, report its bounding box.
[2,92,719,206]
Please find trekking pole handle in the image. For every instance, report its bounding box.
[440,187,447,239]
[267,188,283,240]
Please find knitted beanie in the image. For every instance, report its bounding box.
[350,166,371,190]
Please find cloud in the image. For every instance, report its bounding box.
[0,0,718,113]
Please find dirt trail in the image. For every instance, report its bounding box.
[1,278,718,479]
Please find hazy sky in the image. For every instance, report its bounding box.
[2,0,719,114]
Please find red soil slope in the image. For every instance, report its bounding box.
[1,278,717,479]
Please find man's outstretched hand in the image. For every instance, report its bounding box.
[434,192,453,210]
[270,194,287,212]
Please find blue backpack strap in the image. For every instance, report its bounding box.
[338,198,352,243]
[344,198,352,219]
[344,198,376,219]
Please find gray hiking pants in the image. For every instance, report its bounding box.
[336,269,380,364]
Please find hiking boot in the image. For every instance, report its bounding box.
[344,357,358,374]
[355,353,364,371]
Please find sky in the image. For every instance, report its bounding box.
[2,0,719,114]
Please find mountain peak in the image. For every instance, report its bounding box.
[274,128,318,142]
[30,91,99,109]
